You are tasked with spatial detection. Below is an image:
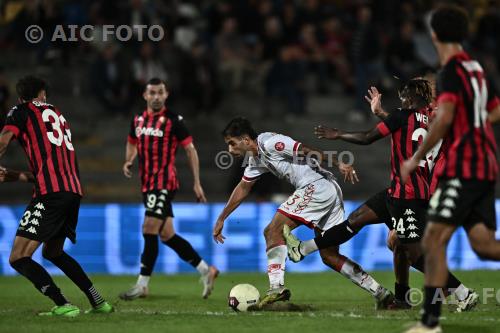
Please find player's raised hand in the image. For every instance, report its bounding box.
[314,125,339,140]
[365,86,383,116]
[338,162,359,184]
[194,183,207,203]
[400,158,418,185]
[213,219,226,244]
[123,161,133,178]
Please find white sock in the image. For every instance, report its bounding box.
[267,245,287,289]
[300,239,319,256]
[339,258,383,298]
[196,260,210,276]
[453,284,469,301]
[137,275,150,288]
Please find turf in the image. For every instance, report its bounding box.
[1,271,499,333]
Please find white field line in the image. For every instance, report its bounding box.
[117,308,500,322]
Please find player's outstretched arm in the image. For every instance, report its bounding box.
[300,144,359,184]
[213,180,255,244]
[401,101,455,183]
[184,143,207,203]
[0,167,34,183]
[0,130,14,160]
[314,125,383,145]
[123,142,138,178]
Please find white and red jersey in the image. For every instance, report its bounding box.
[242,132,334,189]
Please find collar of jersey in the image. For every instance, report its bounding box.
[144,106,167,117]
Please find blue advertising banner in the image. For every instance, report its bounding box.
[0,201,499,275]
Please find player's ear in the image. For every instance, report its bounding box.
[38,90,47,102]
[142,90,148,101]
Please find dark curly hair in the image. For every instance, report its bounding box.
[398,78,433,108]
[222,117,258,139]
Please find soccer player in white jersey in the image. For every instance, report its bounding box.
[213,117,394,308]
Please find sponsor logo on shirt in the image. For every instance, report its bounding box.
[275,142,285,151]
[135,127,164,138]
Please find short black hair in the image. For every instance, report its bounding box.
[399,78,433,107]
[430,5,469,43]
[144,77,167,90]
[222,117,257,139]
[16,75,49,101]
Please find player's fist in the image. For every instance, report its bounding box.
[194,183,207,203]
[314,125,339,140]
[213,219,226,244]
[123,161,133,178]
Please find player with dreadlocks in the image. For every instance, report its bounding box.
[284,77,478,311]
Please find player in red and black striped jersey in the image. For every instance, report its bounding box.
[0,76,112,316]
[314,78,434,245]
[402,6,500,333]
[119,78,218,301]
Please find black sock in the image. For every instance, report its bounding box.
[421,286,442,328]
[395,282,410,303]
[163,234,202,267]
[140,234,159,276]
[413,255,462,292]
[314,220,357,250]
[445,272,461,290]
[47,252,104,307]
[11,257,68,306]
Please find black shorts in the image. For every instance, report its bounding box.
[16,192,81,244]
[387,197,428,244]
[142,190,176,220]
[428,178,496,231]
[364,189,392,230]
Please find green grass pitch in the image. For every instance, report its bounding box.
[1,271,499,333]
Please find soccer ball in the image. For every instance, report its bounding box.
[228,284,260,312]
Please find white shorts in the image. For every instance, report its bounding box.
[277,178,344,231]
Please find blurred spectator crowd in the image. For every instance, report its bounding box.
[0,0,499,120]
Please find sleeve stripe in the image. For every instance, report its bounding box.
[179,136,193,147]
[293,141,301,155]
[2,125,20,138]
[376,122,390,137]
[487,97,500,112]
[127,136,138,145]
[437,92,458,105]
[242,175,259,182]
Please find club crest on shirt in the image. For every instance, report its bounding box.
[275,142,285,151]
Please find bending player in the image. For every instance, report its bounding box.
[284,78,477,311]
[213,117,394,308]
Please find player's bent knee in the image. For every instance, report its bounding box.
[41,247,63,260]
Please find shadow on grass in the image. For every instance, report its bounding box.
[248,303,315,312]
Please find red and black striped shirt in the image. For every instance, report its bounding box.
[436,51,499,181]
[128,107,193,193]
[2,101,82,197]
[376,106,432,200]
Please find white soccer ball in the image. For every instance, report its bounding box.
[228,284,260,312]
